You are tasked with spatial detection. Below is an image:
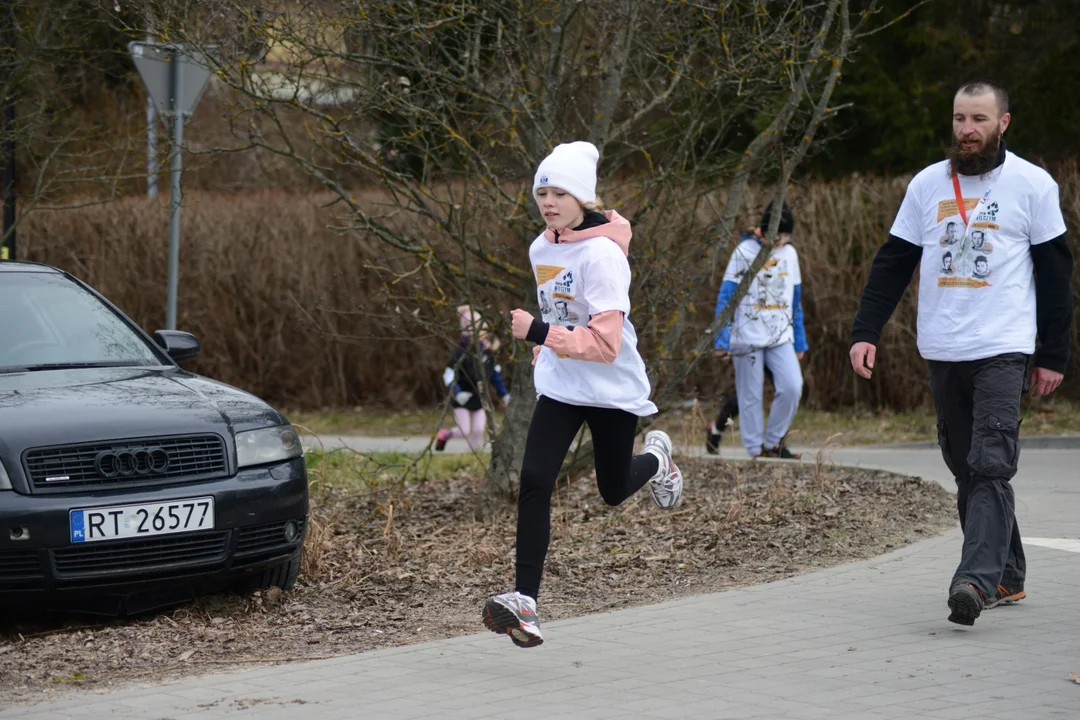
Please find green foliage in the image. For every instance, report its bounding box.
[305,447,489,493]
[808,0,1080,176]
[9,0,1080,188]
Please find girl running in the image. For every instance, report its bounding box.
[435,306,509,452]
[482,141,683,648]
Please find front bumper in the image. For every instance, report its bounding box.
[0,457,308,607]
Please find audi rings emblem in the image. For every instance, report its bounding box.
[95,447,171,478]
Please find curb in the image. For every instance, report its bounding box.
[872,434,1080,450]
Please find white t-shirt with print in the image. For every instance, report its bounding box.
[722,240,802,349]
[890,151,1066,362]
[530,234,657,416]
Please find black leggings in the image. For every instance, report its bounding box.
[515,395,660,600]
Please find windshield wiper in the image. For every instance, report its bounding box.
[0,361,154,375]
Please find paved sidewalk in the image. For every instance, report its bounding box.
[5,446,1080,719]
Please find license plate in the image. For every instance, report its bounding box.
[70,497,215,544]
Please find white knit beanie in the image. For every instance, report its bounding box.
[532,141,599,205]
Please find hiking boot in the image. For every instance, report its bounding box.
[985,584,1026,609]
[482,591,543,648]
[757,444,802,460]
[947,583,985,626]
[434,429,452,452]
[643,430,683,509]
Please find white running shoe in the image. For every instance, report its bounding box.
[482,591,543,648]
[643,430,683,509]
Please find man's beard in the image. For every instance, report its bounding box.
[949,133,1001,177]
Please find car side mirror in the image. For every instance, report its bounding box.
[153,330,202,362]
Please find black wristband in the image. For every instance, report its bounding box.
[525,318,550,345]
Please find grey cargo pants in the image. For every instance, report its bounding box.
[929,352,1028,599]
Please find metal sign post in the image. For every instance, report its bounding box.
[0,99,13,262]
[128,41,214,330]
[145,32,158,200]
[1,8,15,261]
[166,50,185,333]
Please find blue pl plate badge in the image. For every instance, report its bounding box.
[70,510,86,543]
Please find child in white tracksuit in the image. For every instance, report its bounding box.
[713,201,808,458]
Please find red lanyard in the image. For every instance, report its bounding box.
[952,173,968,226]
[953,164,998,231]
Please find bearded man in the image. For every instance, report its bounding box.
[849,81,1073,626]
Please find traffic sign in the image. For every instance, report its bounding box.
[128,41,216,330]
[129,42,215,120]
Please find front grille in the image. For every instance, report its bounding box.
[53,531,229,577]
[0,550,43,579]
[236,519,305,557]
[24,434,228,493]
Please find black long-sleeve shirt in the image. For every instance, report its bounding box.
[1029,233,1074,373]
[851,232,1073,373]
[850,234,922,347]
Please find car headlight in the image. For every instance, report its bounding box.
[0,459,12,490]
[236,425,303,468]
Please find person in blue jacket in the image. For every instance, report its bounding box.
[709,202,808,459]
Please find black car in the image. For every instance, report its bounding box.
[0,261,308,614]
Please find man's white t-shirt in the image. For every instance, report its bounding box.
[530,234,657,416]
[722,240,802,349]
[890,151,1066,361]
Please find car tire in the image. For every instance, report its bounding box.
[236,549,302,593]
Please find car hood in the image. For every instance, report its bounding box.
[0,367,286,454]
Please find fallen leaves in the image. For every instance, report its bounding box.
[0,459,954,706]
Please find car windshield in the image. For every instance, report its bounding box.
[0,271,162,372]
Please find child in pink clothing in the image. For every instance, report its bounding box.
[434,306,509,451]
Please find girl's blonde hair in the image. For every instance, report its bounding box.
[583,197,605,212]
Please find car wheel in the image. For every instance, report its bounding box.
[235,549,302,594]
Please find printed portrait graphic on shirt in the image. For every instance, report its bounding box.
[940,251,954,275]
[554,299,577,323]
[939,221,960,247]
[969,230,993,254]
[534,262,581,330]
[535,265,580,325]
[754,284,769,309]
[751,258,790,312]
[539,290,552,316]
[722,239,803,350]
[933,198,997,289]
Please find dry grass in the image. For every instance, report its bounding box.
[19,167,1080,412]
[20,190,447,409]
[286,394,1080,451]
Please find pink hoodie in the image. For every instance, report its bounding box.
[543,209,632,256]
[535,210,632,365]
